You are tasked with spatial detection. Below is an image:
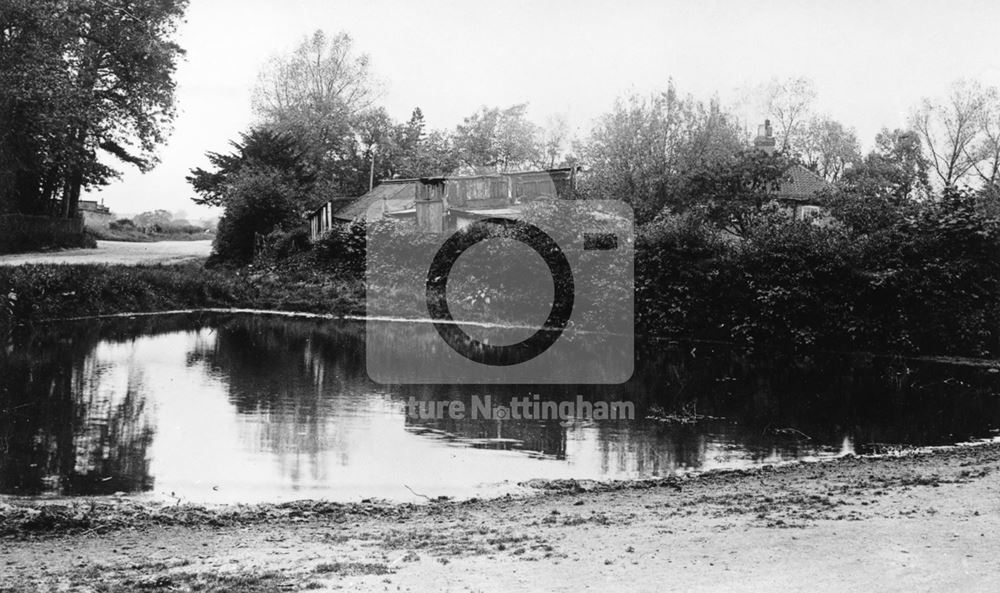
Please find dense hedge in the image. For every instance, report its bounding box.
[636,190,1000,357]
[312,190,1000,358]
[4,188,998,359]
[0,214,94,254]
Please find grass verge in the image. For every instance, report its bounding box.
[0,262,364,329]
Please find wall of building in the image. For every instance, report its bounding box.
[81,210,114,229]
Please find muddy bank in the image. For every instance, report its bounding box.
[1,442,998,592]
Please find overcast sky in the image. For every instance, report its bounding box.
[88,0,1000,219]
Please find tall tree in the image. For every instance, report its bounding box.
[580,84,743,223]
[911,80,988,188]
[397,129,460,177]
[0,0,188,217]
[187,128,317,212]
[973,87,1000,190]
[762,77,817,151]
[537,114,570,169]
[453,104,541,172]
[251,30,381,194]
[252,30,379,124]
[840,128,931,203]
[789,116,861,181]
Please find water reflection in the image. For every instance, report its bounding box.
[0,314,998,502]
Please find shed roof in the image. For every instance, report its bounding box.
[334,181,417,221]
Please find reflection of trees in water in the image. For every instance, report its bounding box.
[398,343,1000,475]
[68,362,154,494]
[5,314,997,495]
[0,321,157,495]
[188,316,369,486]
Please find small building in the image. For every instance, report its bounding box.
[753,120,831,221]
[308,196,360,241]
[308,167,579,239]
[405,167,577,233]
[78,199,114,229]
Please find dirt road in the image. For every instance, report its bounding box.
[1,442,998,592]
[0,240,212,266]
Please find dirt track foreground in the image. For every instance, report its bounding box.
[1,442,999,593]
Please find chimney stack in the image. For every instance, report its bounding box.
[754,119,776,155]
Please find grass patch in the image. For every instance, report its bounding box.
[88,227,211,242]
[92,571,291,592]
[313,561,394,576]
[0,262,364,330]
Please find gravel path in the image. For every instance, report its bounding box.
[0,240,212,266]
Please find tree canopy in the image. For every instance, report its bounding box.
[0,0,188,217]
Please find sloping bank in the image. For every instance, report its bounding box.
[0,262,364,332]
[0,441,998,592]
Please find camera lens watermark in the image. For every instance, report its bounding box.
[366,196,634,384]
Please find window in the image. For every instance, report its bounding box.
[798,205,822,221]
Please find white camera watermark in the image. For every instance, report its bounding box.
[406,395,635,421]
[366,197,634,384]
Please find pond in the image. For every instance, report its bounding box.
[1,313,998,503]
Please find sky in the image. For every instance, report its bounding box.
[87,0,1000,220]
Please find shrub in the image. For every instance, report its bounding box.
[314,220,367,278]
[211,170,302,265]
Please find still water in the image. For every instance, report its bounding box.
[1,313,998,503]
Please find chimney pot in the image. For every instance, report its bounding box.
[754,120,776,155]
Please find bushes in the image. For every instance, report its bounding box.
[313,221,367,278]
[0,263,365,327]
[0,264,251,322]
[0,214,93,254]
[724,217,862,351]
[635,210,728,338]
[257,227,311,262]
[210,170,302,265]
[636,190,1000,357]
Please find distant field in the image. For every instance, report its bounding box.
[88,227,213,242]
[0,240,212,266]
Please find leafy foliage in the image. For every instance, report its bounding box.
[680,150,796,237]
[579,83,744,223]
[0,0,188,217]
[187,129,317,211]
[210,170,303,265]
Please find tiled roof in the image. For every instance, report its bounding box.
[776,165,831,202]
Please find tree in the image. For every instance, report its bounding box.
[762,77,817,151]
[911,80,988,188]
[252,30,379,124]
[537,114,570,169]
[841,128,931,203]
[453,104,541,172]
[579,84,743,223]
[682,149,796,238]
[133,210,172,232]
[0,0,188,218]
[973,87,1000,190]
[396,129,460,177]
[789,116,861,181]
[250,30,384,196]
[187,129,317,212]
[211,170,302,265]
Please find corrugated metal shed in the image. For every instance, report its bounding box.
[334,181,417,222]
